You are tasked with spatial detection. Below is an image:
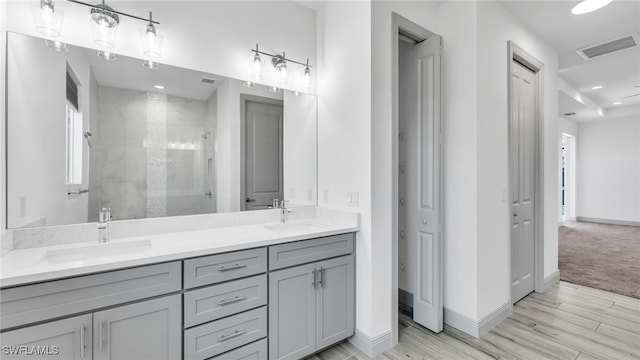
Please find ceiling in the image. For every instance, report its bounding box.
[500,0,640,122]
[81,48,222,101]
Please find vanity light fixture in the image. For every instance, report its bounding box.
[571,0,612,15]
[243,81,256,88]
[140,12,163,58]
[268,86,280,93]
[143,59,159,69]
[45,39,69,52]
[30,0,65,37]
[63,0,161,54]
[97,50,116,61]
[251,44,312,90]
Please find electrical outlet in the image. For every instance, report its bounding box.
[323,189,329,204]
[347,190,359,207]
[19,196,26,217]
[289,187,296,200]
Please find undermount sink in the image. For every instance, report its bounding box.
[263,222,324,234]
[46,239,152,263]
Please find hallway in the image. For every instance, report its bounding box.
[311,281,640,360]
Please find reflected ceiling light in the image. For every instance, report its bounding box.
[30,0,64,37]
[591,85,604,90]
[154,85,165,89]
[571,0,612,15]
[143,59,159,69]
[97,50,116,61]
[268,86,280,93]
[250,44,312,90]
[613,101,622,105]
[243,81,255,88]
[140,12,163,58]
[45,39,69,52]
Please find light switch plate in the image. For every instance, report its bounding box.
[347,190,359,207]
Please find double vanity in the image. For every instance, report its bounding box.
[0,210,358,360]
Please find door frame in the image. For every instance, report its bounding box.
[507,41,545,304]
[239,94,284,211]
[390,12,441,345]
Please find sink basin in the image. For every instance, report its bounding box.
[264,222,324,234]
[46,239,152,263]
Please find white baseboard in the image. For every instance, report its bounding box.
[348,329,392,358]
[576,217,640,227]
[444,300,511,338]
[539,270,560,292]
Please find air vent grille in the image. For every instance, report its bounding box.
[577,33,639,60]
[201,77,216,84]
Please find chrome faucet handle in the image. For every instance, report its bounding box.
[279,200,289,209]
[98,207,111,223]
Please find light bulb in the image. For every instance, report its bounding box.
[252,53,263,80]
[30,0,64,37]
[303,66,311,91]
[571,0,612,14]
[140,20,163,58]
[276,62,287,87]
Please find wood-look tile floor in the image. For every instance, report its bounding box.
[307,281,640,360]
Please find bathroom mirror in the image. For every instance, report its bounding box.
[6,32,317,228]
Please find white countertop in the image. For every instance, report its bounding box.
[0,219,358,288]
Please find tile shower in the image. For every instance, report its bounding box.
[88,85,217,221]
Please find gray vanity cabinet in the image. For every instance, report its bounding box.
[0,314,92,360]
[268,234,355,360]
[93,294,181,360]
[268,263,317,360]
[315,256,354,350]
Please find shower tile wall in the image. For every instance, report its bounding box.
[88,86,207,221]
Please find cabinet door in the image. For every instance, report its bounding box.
[93,294,181,360]
[316,255,354,349]
[0,314,92,360]
[269,263,316,360]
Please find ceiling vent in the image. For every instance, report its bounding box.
[577,33,639,60]
[201,77,216,84]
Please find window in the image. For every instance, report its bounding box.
[65,66,83,185]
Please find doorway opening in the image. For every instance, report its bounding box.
[507,41,545,305]
[240,95,284,211]
[561,133,576,222]
[391,13,444,345]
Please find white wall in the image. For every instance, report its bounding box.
[6,1,317,94]
[577,116,640,223]
[316,0,375,346]
[7,33,91,228]
[476,1,559,318]
[1,0,9,253]
[283,91,317,207]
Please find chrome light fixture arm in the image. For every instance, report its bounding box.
[66,0,160,25]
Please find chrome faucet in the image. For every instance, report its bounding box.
[97,208,111,243]
[279,200,293,223]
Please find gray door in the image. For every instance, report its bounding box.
[510,60,536,304]
[269,263,316,360]
[244,98,284,210]
[93,295,181,360]
[410,34,444,333]
[0,314,92,360]
[316,256,354,349]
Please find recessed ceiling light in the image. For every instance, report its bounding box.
[613,101,622,105]
[591,85,603,90]
[571,0,613,15]
[154,85,165,90]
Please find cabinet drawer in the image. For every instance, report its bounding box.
[0,262,181,330]
[211,339,267,360]
[269,233,354,270]
[184,248,267,289]
[184,274,267,328]
[184,307,267,360]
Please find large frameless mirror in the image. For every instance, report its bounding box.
[6,32,317,229]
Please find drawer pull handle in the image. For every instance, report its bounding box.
[218,296,247,306]
[218,330,246,342]
[98,320,105,353]
[218,263,247,272]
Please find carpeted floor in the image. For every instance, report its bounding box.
[558,220,640,299]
